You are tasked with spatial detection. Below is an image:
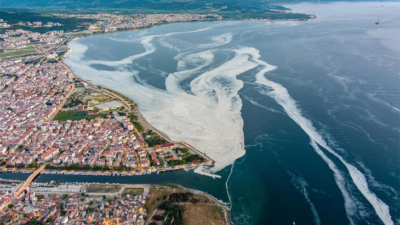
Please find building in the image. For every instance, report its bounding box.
[41,148,59,161]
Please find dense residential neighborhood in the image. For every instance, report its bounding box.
[0,58,208,173]
[0,182,150,225]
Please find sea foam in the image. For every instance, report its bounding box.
[65,27,394,225]
[250,47,394,225]
[65,30,251,172]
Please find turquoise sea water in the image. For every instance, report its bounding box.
[3,2,399,225]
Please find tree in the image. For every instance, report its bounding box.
[61,194,69,200]
[7,204,13,208]
[153,215,164,221]
[25,218,43,225]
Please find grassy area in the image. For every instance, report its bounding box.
[71,111,88,120]
[183,205,225,225]
[53,111,107,121]
[53,111,74,121]
[36,195,45,200]
[122,188,144,196]
[0,47,39,58]
[147,188,174,216]
[85,113,107,120]
[86,184,120,193]
[146,187,225,224]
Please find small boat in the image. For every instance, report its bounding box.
[376,21,380,25]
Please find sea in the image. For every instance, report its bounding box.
[3,2,399,225]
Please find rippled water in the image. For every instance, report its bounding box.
[53,2,400,224]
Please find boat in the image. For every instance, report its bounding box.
[376,21,380,25]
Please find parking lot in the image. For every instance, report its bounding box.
[31,184,83,194]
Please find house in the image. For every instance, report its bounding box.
[162,143,175,149]
[154,145,162,152]
[150,152,157,160]
[41,148,59,161]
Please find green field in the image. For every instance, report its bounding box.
[53,111,74,121]
[122,188,144,195]
[86,113,107,120]
[71,111,88,120]
[53,111,107,121]
[0,47,39,58]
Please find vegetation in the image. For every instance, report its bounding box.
[130,114,144,132]
[53,111,107,121]
[152,215,164,221]
[169,192,193,202]
[86,184,121,193]
[36,195,45,200]
[122,188,144,195]
[157,201,185,225]
[0,1,313,21]
[167,154,204,167]
[132,121,144,132]
[0,11,95,34]
[25,218,43,225]
[145,134,167,147]
[52,111,73,121]
[27,162,39,169]
[0,46,39,58]
[85,113,107,120]
[61,194,69,200]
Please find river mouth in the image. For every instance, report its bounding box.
[64,3,400,224]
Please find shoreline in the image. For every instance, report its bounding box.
[62,25,216,167]
[59,16,316,171]
[0,176,231,224]
[57,16,315,175]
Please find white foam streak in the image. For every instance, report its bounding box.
[157,50,258,171]
[289,172,322,225]
[252,49,394,225]
[194,166,221,179]
[66,31,254,172]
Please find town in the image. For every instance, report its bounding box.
[0,12,226,225]
[0,180,229,225]
[0,13,217,175]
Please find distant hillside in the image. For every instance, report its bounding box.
[0,0,317,21]
[0,0,390,11]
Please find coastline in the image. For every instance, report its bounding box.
[62,31,216,168]
[54,13,316,177]
[0,176,231,224]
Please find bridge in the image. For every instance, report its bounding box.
[14,165,46,198]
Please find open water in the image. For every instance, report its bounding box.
[4,2,400,225]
